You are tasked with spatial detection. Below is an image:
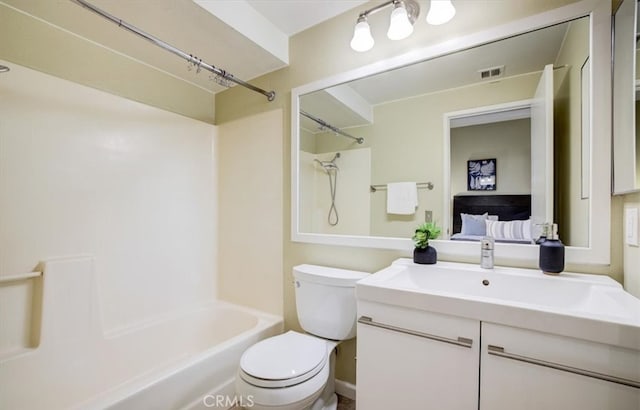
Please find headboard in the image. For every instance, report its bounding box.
[452,194,531,234]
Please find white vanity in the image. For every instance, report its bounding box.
[355,259,640,409]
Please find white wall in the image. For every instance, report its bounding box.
[0,61,217,352]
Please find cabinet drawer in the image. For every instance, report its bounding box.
[481,322,640,410]
[356,303,480,410]
[482,322,640,382]
[357,300,479,345]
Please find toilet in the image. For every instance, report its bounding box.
[236,264,368,410]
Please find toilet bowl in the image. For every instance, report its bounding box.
[236,331,337,410]
[235,264,368,410]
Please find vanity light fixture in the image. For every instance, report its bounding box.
[426,0,456,25]
[387,1,415,40]
[350,0,454,52]
[350,16,375,52]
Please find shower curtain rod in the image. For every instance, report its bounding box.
[300,110,364,144]
[71,0,276,102]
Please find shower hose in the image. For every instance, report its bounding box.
[327,169,339,226]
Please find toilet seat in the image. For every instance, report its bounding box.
[239,331,327,388]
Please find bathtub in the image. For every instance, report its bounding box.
[0,257,283,410]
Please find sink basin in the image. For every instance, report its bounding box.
[366,260,621,311]
[356,259,640,349]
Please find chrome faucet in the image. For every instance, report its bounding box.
[480,237,495,269]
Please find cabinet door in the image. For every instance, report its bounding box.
[480,323,640,410]
[356,307,479,410]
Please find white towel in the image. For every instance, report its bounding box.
[386,182,418,215]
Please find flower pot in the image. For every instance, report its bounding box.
[413,246,437,264]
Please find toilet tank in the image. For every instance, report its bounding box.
[293,264,369,340]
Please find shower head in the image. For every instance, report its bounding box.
[314,157,339,172]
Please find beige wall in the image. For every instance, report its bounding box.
[0,2,214,124]
[216,0,622,385]
[622,192,640,298]
[554,17,590,246]
[217,109,284,315]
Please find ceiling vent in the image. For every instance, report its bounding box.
[479,65,504,80]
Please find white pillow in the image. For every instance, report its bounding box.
[485,219,531,240]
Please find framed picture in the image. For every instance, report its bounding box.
[468,158,496,191]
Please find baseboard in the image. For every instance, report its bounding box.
[334,379,356,400]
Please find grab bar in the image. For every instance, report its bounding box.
[358,316,473,348]
[0,271,42,284]
[487,345,640,389]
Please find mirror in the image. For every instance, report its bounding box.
[291,1,611,265]
[613,0,640,194]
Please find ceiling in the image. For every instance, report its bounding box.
[245,0,369,36]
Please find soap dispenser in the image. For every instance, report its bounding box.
[538,223,564,275]
[535,223,549,244]
[480,237,495,269]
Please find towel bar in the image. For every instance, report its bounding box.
[370,182,434,192]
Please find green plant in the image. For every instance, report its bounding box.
[412,222,441,249]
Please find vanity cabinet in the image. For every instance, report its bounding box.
[480,323,640,410]
[356,303,640,410]
[356,302,480,410]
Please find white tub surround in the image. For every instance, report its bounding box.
[0,256,283,410]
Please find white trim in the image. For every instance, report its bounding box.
[442,99,534,239]
[334,379,356,401]
[291,0,611,266]
[450,107,531,128]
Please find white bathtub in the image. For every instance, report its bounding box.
[0,257,283,410]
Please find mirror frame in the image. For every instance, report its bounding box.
[291,0,611,266]
[612,0,639,194]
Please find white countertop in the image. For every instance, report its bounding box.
[356,259,640,350]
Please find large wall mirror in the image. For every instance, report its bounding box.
[613,0,640,194]
[292,0,611,265]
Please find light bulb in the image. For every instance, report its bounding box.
[426,0,456,25]
[387,4,414,40]
[350,18,374,52]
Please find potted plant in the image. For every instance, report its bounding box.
[412,222,441,264]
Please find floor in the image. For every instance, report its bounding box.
[337,395,356,410]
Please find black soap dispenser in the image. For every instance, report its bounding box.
[538,223,564,275]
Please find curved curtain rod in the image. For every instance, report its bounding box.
[300,110,364,144]
[71,0,276,102]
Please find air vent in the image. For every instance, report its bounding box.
[479,65,504,80]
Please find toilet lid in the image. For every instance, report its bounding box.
[240,331,327,383]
